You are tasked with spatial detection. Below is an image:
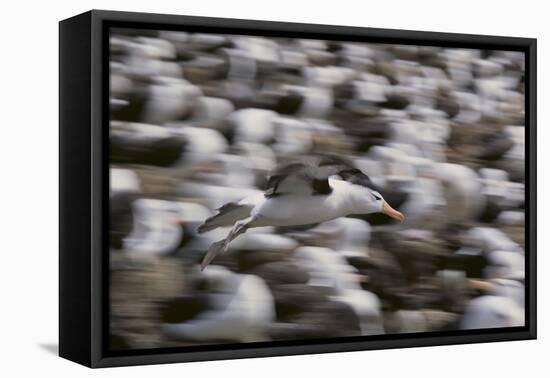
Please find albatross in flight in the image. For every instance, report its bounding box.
[197,155,404,270]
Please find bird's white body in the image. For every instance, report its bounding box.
[246,178,382,227]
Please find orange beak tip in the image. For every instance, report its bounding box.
[382,201,404,224]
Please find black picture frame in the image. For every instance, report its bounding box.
[59,9,537,368]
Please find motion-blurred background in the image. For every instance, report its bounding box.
[109,28,526,350]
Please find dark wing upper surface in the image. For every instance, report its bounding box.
[337,167,382,193]
[264,160,338,197]
[264,154,381,197]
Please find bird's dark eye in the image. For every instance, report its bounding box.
[372,193,381,201]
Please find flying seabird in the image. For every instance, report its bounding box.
[197,155,405,270]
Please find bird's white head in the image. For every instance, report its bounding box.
[350,186,405,223]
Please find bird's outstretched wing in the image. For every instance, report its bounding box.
[317,155,382,193]
[264,154,380,197]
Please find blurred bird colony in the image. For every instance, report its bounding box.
[108,28,526,350]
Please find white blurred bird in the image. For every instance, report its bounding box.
[197,155,404,270]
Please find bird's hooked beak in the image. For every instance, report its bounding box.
[382,200,405,223]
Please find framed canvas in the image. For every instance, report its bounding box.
[59,10,537,368]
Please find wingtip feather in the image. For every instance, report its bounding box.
[200,240,226,271]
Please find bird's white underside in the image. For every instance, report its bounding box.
[245,178,383,227]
